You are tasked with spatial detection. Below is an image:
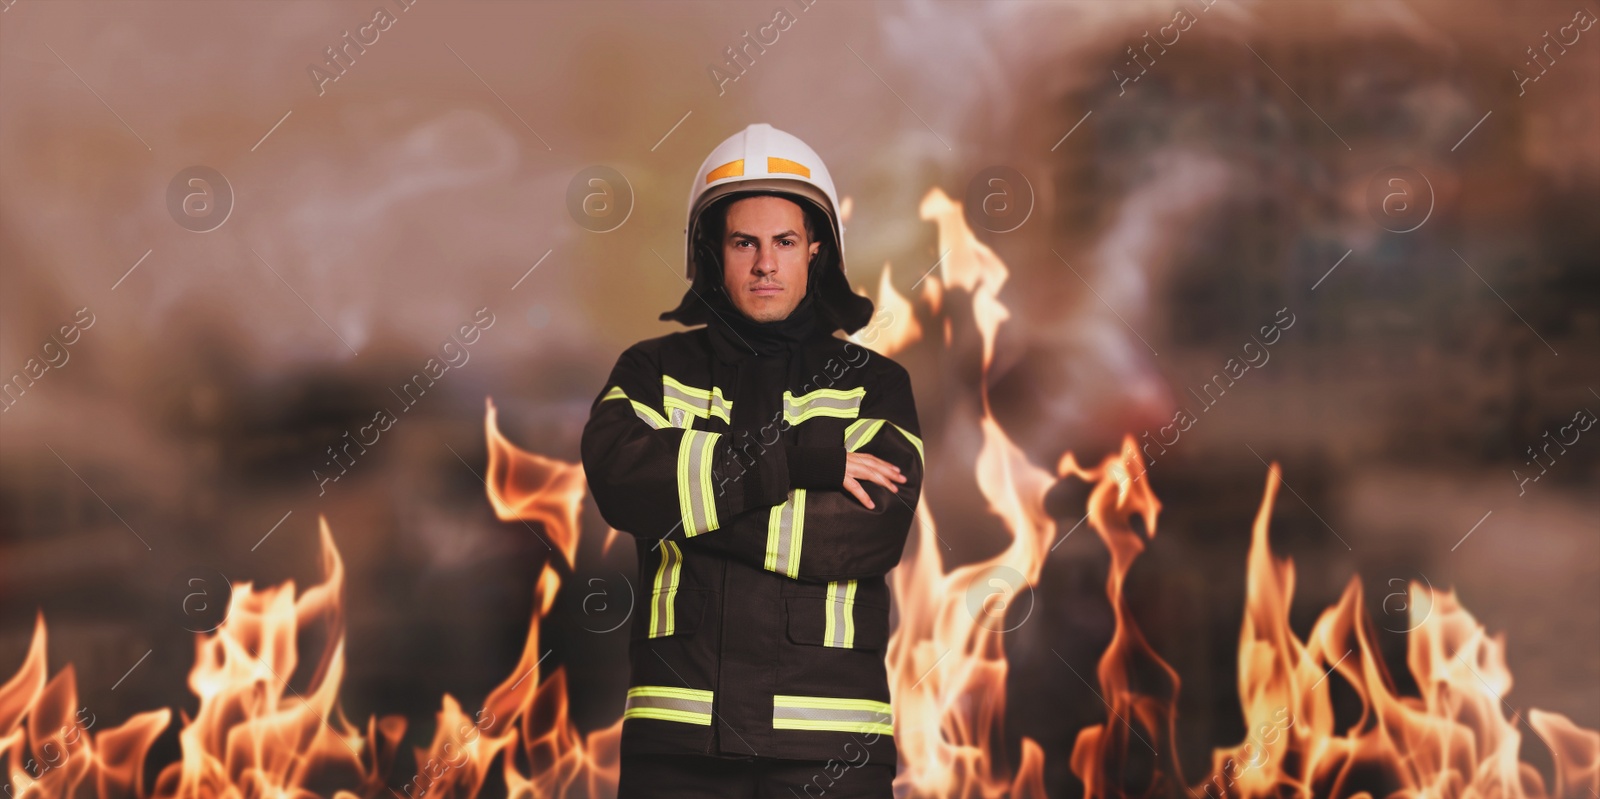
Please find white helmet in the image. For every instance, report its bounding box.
[682,123,846,282]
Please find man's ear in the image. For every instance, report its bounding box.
[809,240,820,260]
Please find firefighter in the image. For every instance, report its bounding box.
[580,123,925,797]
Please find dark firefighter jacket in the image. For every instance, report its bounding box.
[578,322,923,769]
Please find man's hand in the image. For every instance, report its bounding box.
[842,451,906,509]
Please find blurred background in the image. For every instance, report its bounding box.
[1,1,1596,797]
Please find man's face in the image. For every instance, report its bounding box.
[720,195,820,323]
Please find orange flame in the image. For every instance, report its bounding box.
[854,262,924,355]
[1182,462,1600,799]
[1061,437,1180,799]
[484,397,587,568]
[1,617,169,799]
[881,188,1061,798]
[5,187,1596,799]
[156,517,402,799]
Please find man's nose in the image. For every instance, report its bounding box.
[753,245,778,274]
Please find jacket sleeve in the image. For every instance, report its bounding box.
[683,364,924,583]
[581,343,804,541]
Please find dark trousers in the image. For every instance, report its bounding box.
[616,751,895,798]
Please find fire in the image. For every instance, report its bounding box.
[4,187,1596,799]
[1069,455,1600,799]
[875,188,1599,799]
[1,616,168,799]
[1059,438,1179,799]
[1189,461,1600,799]
[1,519,401,799]
[484,397,588,568]
[161,517,401,799]
[0,515,614,798]
[855,262,924,355]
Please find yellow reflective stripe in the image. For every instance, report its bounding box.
[824,579,858,648]
[842,417,923,466]
[783,387,865,426]
[629,686,713,701]
[892,423,924,465]
[635,402,671,429]
[626,708,709,725]
[662,375,733,424]
[649,541,682,637]
[698,433,719,532]
[844,582,857,650]
[842,418,887,452]
[789,490,805,576]
[773,717,892,735]
[625,686,714,725]
[706,159,744,183]
[676,430,721,536]
[763,488,806,578]
[767,156,811,178]
[601,385,670,429]
[772,695,893,736]
[765,503,782,573]
[842,580,857,647]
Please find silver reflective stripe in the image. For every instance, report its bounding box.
[764,488,806,578]
[772,695,893,735]
[662,376,733,424]
[603,385,669,429]
[649,541,682,637]
[624,686,715,725]
[842,416,923,466]
[676,430,721,536]
[842,418,886,452]
[783,387,866,426]
[824,579,857,648]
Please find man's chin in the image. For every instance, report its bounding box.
[737,301,793,323]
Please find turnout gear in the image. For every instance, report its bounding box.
[580,322,923,767]
[581,124,922,771]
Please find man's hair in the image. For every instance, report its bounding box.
[694,192,829,285]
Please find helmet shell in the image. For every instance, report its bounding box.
[684,123,845,282]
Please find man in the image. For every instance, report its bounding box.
[580,123,925,797]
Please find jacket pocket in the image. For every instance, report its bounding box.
[634,587,710,640]
[783,592,889,651]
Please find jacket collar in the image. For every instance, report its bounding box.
[702,286,826,366]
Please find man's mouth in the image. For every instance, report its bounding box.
[751,285,783,295]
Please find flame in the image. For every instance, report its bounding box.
[1060,437,1180,799]
[1,511,613,798]
[854,262,924,355]
[1,616,170,799]
[882,187,1599,799]
[1179,462,1600,799]
[881,189,1048,798]
[5,186,1596,799]
[918,190,1010,378]
[158,517,402,799]
[484,397,588,568]
[403,556,620,799]
[1064,454,1600,799]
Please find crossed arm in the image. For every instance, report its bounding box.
[578,344,923,583]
